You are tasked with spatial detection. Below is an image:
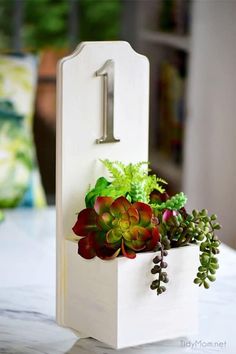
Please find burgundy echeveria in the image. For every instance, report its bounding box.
[72,196,160,260]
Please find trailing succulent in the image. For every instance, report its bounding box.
[72,160,221,295]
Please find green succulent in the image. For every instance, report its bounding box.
[151,192,187,211]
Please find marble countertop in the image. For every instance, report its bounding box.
[0,207,235,354]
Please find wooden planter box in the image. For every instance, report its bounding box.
[61,241,199,349]
[56,41,199,349]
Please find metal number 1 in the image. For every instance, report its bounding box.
[96,60,120,144]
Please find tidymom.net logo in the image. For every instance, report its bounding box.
[180,339,227,350]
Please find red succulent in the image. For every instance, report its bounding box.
[72,196,160,260]
[162,209,178,223]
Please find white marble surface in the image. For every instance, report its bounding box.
[0,207,235,353]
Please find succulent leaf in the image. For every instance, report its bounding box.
[133,201,153,227]
[121,240,136,259]
[106,229,122,244]
[94,196,113,214]
[152,192,187,211]
[96,245,121,260]
[72,208,97,236]
[77,232,96,259]
[85,177,111,208]
[110,196,131,217]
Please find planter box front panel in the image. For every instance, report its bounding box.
[65,241,199,349]
[65,240,118,347]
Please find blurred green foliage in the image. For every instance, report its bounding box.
[0,0,121,51]
[0,0,12,50]
[23,0,70,49]
[79,0,121,41]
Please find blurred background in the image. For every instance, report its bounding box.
[0,0,235,249]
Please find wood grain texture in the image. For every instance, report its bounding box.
[56,41,149,331]
[65,242,199,349]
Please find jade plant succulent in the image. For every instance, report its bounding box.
[72,160,222,295]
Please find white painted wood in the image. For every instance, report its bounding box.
[1,208,235,353]
[56,42,149,330]
[56,41,199,349]
[65,242,199,349]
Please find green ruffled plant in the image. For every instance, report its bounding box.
[85,159,167,207]
[73,160,222,296]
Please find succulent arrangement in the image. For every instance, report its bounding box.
[72,160,221,295]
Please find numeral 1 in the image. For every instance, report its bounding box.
[96,59,120,144]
